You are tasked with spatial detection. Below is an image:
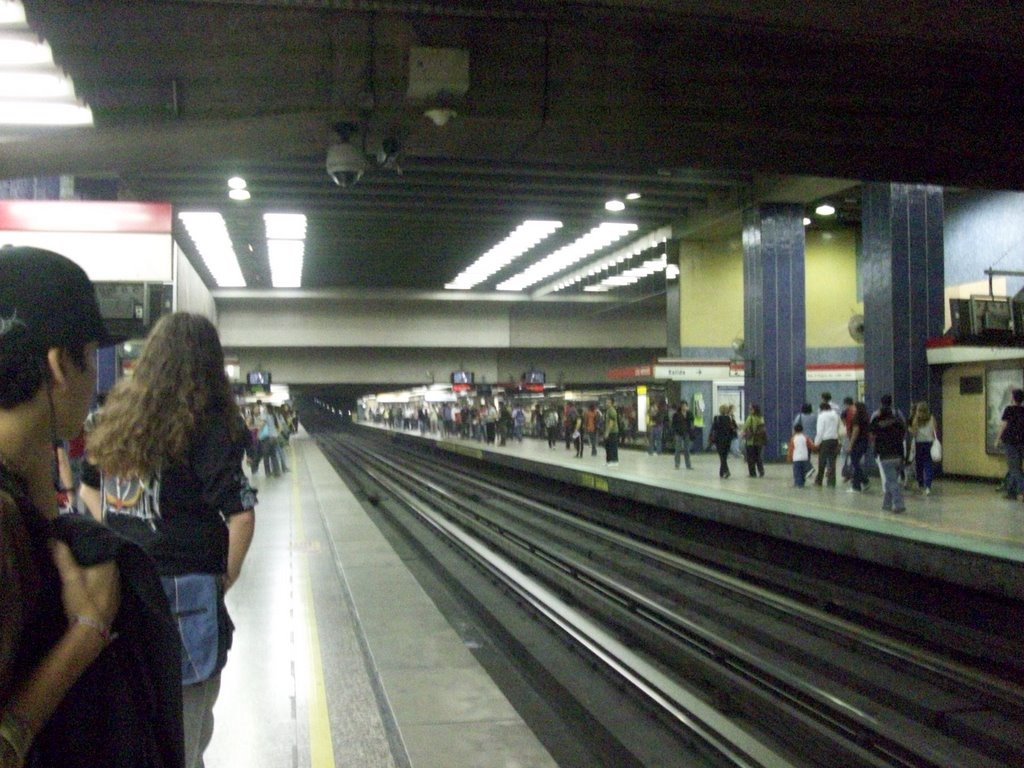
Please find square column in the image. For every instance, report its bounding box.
[742,204,807,460]
[861,183,944,416]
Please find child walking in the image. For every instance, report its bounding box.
[788,422,816,487]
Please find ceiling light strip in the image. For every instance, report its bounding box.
[178,212,246,288]
[264,213,306,288]
[0,5,94,126]
[445,219,562,290]
[497,222,638,292]
[534,225,671,296]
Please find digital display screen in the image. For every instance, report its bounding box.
[247,371,271,387]
[523,370,545,385]
[451,370,474,385]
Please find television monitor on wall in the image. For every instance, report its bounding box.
[451,370,474,385]
[247,371,272,391]
[523,370,545,385]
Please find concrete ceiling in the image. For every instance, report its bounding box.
[5,1,1022,292]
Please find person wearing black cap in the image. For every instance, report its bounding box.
[0,246,183,768]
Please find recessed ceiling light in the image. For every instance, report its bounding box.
[803,217,811,226]
[605,199,625,212]
[228,188,250,201]
[625,192,641,200]
[228,176,247,190]
[815,204,836,216]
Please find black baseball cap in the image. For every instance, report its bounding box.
[0,246,115,354]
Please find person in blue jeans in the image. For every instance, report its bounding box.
[869,398,907,513]
[846,402,870,493]
[671,401,694,469]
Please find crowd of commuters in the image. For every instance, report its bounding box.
[1,246,258,768]
[368,386,967,517]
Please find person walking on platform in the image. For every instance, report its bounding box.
[742,404,767,477]
[710,405,737,478]
[998,388,1024,500]
[870,396,907,513]
[604,399,620,465]
[583,403,599,456]
[787,422,816,487]
[814,401,841,487]
[0,247,184,768]
[86,313,257,768]
[909,402,940,495]
[544,407,559,449]
[846,402,870,493]
[672,401,695,469]
[569,407,583,458]
[793,403,817,481]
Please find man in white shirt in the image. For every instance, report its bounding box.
[814,401,842,487]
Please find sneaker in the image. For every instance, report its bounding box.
[846,487,861,493]
[923,488,930,496]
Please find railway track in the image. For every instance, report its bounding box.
[311,423,1024,768]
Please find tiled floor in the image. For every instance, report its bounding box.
[205,432,557,768]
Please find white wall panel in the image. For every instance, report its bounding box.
[174,244,217,321]
[217,297,664,349]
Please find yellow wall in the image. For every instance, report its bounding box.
[678,228,862,349]
[678,237,744,347]
[804,228,862,347]
[941,362,1021,479]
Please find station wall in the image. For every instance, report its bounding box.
[215,295,666,350]
[224,346,661,386]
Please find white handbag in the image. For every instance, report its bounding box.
[930,438,942,462]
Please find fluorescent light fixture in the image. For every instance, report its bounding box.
[536,225,671,296]
[0,99,92,125]
[263,213,307,240]
[264,213,306,288]
[803,217,811,226]
[0,71,74,99]
[497,222,638,292]
[227,176,247,190]
[445,219,562,290]
[625,192,642,200]
[815,204,836,216]
[0,33,52,66]
[604,199,625,212]
[666,264,680,280]
[178,212,246,288]
[267,239,304,288]
[0,1,27,25]
[0,19,94,127]
[228,188,250,201]
[583,285,610,292]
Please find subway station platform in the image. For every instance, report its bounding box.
[204,431,557,768]
[361,422,1024,601]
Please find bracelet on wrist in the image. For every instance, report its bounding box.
[72,614,115,645]
[0,711,32,766]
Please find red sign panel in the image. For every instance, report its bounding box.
[0,200,172,233]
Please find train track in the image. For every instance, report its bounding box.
[311,422,1024,768]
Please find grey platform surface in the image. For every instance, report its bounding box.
[205,432,557,768]
[361,421,1024,600]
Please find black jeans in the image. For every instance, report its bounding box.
[717,447,730,477]
[745,444,764,476]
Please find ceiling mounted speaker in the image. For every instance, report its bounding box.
[848,314,865,344]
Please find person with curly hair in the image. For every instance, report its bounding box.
[0,246,183,768]
[85,312,256,768]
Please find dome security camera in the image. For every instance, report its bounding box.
[325,141,367,187]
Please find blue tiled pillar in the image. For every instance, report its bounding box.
[665,238,681,357]
[861,184,944,417]
[742,204,806,460]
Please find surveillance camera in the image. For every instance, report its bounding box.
[325,141,367,187]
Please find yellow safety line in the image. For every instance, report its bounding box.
[292,449,336,767]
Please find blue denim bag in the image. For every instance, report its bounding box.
[161,573,224,685]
